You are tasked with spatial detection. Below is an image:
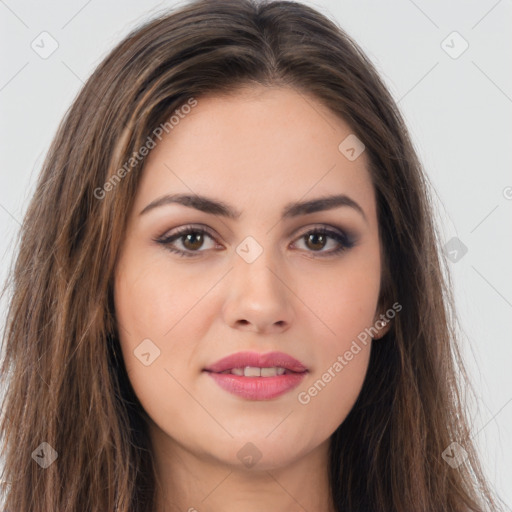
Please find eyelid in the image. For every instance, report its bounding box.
[158,222,354,241]
[155,222,357,257]
[157,223,218,242]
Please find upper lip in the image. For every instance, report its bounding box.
[204,351,308,373]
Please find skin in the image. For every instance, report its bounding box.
[114,85,390,512]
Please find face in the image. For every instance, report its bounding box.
[114,86,389,472]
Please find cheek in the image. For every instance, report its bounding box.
[114,249,208,346]
[113,259,192,424]
[294,268,377,433]
[292,247,380,429]
[296,243,381,344]
[113,250,212,399]
[296,343,371,439]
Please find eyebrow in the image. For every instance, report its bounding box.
[139,193,368,223]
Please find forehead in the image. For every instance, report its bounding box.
[134,86,375,220]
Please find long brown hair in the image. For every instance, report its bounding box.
[0,0,504,510]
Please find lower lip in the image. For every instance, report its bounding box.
[205,371,307,400]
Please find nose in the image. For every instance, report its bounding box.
[221,247,294,335]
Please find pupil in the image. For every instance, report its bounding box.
[184,232,203,250]
[307,233,325,250]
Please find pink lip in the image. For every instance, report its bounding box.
[204,351,308,373]
[203,351,308,401]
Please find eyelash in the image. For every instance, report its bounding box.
[155,224,356,259]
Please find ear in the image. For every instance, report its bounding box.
[372,312,392,340]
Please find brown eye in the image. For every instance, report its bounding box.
[293,227,355,256]
[156,224,355,258]
[181,231,205,251]
[156,226,218,257]
[304,232,328,251]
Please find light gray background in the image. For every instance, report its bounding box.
[1,0,511,508]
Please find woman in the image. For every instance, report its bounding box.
[0,0,504,510]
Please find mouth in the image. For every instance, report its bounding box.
[214,366,294,377]
[203,351,308,400]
